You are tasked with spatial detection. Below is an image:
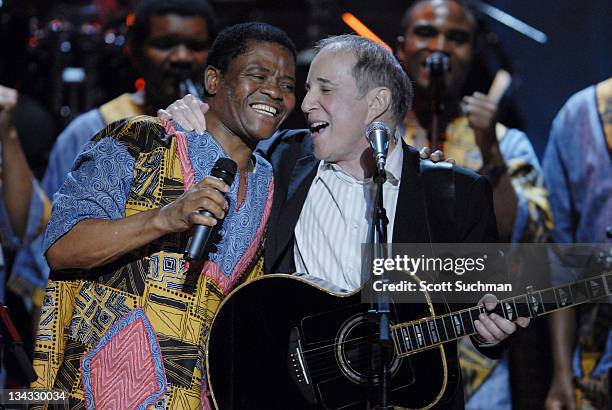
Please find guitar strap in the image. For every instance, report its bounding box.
[419,159,457,243]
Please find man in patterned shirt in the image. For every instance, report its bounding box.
[31,22,296,409]
[395,0,552,408]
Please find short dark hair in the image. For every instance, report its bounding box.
[399,0,476,37]
[315,35,413,125]
[205,22,297,75]
[128,0,217,56]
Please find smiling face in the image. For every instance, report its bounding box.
[301,48,371,165]
[205,40,296,144]
[396,0,474,97]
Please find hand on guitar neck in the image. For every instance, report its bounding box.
[473,293,531,346]
[206,273,610,409]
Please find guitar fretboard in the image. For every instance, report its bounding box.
[391,272,612,356]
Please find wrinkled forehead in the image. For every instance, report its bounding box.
[405,0,475,32]
[308,47,357,81]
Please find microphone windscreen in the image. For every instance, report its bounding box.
[210,158,238,186]
[365,122,391,149]
[365,121,391,139]
[425,51,450,76]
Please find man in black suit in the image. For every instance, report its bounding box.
[262,34,529,408]
[161,33,529,408]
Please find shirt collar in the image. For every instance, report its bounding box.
[315,143,402,185]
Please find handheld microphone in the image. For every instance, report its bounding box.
[184,157,237,261]
[365,121,391,181]
[425,51,450,77]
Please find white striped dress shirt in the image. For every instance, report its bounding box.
[294,145,402,291]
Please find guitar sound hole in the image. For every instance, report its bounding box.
[335,314,400,384]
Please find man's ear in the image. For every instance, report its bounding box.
[204,66,220,96]
[365,87,392,123]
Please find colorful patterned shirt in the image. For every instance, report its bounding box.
[32,116,273,409]
[404,116,552,409]
[403,116,552,244]
[543,78,612,408]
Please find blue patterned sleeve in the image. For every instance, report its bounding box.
[542,100,579,286]
[42,137,134,253]
[499,128,553,243]
[41,109,107,203]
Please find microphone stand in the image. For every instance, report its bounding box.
[370,168,392,409]
[430,75,445,152]
[425,52,450,152]
[178,78,202,99]
[0,305,37,384]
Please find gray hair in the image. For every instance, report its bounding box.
[314,34,413,125]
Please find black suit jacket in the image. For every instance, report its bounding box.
[262,129,499,273]
[260,128,502,409]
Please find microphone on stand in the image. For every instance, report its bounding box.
[425,51,450,77]
[424,51,450,151]
[184,158,237,261]
[365,121,391,182]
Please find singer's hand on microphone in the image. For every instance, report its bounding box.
[462,92,500,164]
[157,94,209,134]
[157,176,229,234]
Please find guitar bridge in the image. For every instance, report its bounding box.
[288,327,317,404]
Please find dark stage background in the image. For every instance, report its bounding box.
[1,0,610,158]
[0,0,610,394]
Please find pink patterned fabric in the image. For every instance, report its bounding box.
[171,119,198,274]
[164,118,196,190]
[175,134,196,191]
[84,318,163,409]
[200,381,212,410]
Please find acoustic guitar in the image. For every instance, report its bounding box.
[206,272,611,409]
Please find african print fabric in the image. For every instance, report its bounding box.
[31,116,272,409]
[404,117,552,407]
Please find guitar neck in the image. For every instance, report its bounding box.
[391,271,612,356]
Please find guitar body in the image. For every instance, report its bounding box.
[207,274,460,409]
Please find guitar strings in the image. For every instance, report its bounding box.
[301,334,399,377]
[300,323,469,378]
[306,340,400,379]
[300,302,490,360]
[303,336,373,363]
[302,334,376,359]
